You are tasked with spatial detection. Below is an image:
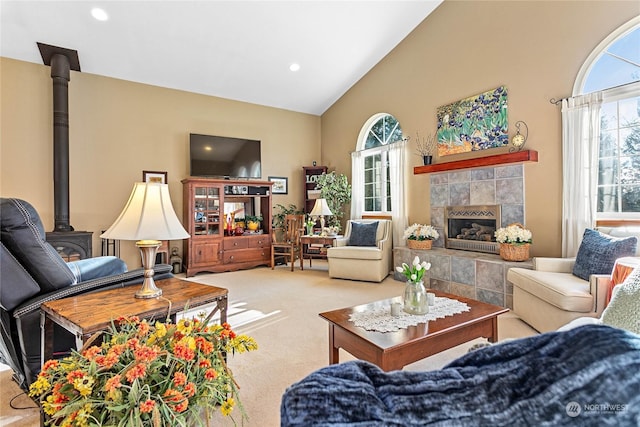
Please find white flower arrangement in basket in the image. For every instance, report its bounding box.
[494,223,532,261]
[403,223,439,250]
[494,223,532,245]
[403,223,439,241]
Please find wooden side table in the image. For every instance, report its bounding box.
[300,235,338,267]
[40,277,228,364]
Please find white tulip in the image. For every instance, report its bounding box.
[413,256,420,266]
[410,274,417,281]
[395,266,404,273]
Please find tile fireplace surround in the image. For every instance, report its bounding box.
[394,164,533,308]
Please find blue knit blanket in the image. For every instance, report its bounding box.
[281,325,640,426]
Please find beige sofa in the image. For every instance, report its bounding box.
[327,219,392,282]
[508,226,640,332]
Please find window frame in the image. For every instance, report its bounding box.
[574,16,640,224]
[355,113,403,215]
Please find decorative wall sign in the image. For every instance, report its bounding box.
[436,86,508,157]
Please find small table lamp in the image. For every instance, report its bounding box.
[310,198,333,236]
[101,182,189,298]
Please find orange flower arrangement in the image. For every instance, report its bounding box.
[29,314,257,426]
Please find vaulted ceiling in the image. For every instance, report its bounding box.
[1,1,443,115]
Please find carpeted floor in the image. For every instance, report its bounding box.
[184,260,538,426]
[0,260,537,426]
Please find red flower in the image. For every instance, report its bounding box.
[198,358,211,368]
[41,360,59,372]
[134,345,160,363]
[173,372,187,387]
[104,374,122,392]
[136,321,150,337]
[174,343,195,361]
[195,336,214,354]
[184,382,196,397]
[139,399,155,413]
[66,370,84,384]
[204,369,217,380]
[125,363,147,383]
[82,345,102,360]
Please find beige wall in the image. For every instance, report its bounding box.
[1,58,321,267]
[320,0,639,257]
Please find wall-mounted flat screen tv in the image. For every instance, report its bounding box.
[190,133,261,179]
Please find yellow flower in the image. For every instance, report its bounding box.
[177,319,193,335]
[28,376,50,397]
[75,403,93,427]
[220,397,235,416]
[74,375,95,397]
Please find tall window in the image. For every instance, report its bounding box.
[359,114,403,213]
[576,19,640,219]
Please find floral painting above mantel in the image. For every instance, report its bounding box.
[437,86,508,157]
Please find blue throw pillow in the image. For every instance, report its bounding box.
[572,229,638,281]
[348,221,378,247]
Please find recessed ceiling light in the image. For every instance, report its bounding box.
[91,8,109,21]
[289,63,301,72]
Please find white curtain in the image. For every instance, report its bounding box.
[350,150,365,219]
[388,139,408,247]
[561,92,602,257]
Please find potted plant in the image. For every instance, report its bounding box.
[29,315,257,426]
[272,204,303,230]
[403,223,439,250]
[494,223,532,261]
[315,172,351,230]
[245,214,263,231]
[414,131,437,165]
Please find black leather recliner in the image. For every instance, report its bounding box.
[0,198,172,389]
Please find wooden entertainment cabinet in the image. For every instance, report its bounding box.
[182,178,273,277]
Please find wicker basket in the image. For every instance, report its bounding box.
[499,243,530,261]
[407,239,433,250]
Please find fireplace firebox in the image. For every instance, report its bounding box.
[445,205,501,254]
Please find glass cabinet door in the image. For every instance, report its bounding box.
[194,186,221,236]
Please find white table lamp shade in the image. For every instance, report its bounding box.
[101,182,189,241]
[310,198,333,217]
[101,182,188,299]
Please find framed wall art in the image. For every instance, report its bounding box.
[268,176,288,194]
[143,170,167,184]
[436,86,508,157]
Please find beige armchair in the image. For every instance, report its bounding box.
[508,226,640,332]
[326,219,392,282]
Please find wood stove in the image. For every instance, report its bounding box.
[38,42,93,259]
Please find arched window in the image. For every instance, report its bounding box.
[356,113,403,213]
[562,17,640,255]
[575,18,640,219]
[351,113,408,246]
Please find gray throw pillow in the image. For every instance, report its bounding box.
[348,221,378,247]
[572,228,638,281]
[601,268,640,334]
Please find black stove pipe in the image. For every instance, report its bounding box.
[51,53,73,232]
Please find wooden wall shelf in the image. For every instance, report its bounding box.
[414,150,538,174]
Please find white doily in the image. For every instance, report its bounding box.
[349,297,471,332]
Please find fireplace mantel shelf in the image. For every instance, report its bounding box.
[414,150,538,174]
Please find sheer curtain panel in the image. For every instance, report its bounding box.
[561,92,602,257]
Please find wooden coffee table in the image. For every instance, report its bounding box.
[319,290,508,371]
[40,277,228,364]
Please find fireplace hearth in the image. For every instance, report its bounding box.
[445,205,500,254]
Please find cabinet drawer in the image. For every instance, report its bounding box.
[224,238,248,251]
[248,236,271,248]
[223,248,269,264]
